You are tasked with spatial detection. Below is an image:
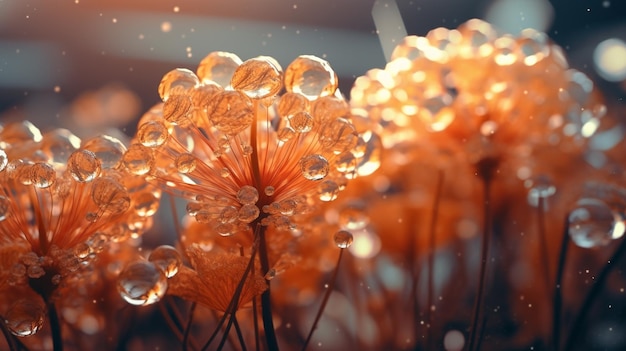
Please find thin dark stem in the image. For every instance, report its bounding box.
[467,177,491,351]
[259,226,279,351]
[47,301,63,351]
[183,302,197,351]
[552,216,570,351]
[252,290,260,351]
[158,299,185,342]
[301,248,345,351]
[562,235,626,351]
[216,313,236,351]
[0,314,19,351]
[233,314,248,351]
[537,197,553,295]
[426,169,444,350]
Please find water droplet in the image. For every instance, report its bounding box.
[525,175,556,207]
[206,91,254,135]
[284,55,338,100]
[73,242,91,259]
[5,300,45,337]
[238,204,260,223]
[277,92,309,117]
[82,135,127,170]
[27,265,45,278]
[148,245,182,278]
[68,149,101,182]
[117,261,168,306]
[163,94,193,125]
[333,230,353,249]
[220,168,230,177]
[85,212,99,222]
[134,192,160,217]
[318,180,339,201]
[289,111,313,133]
[300,154,329,180]
[0,195,10,221]
[0,149,7,171]
[236,185,259,205]
[231,56,283,99]
[122,144,154,175]
[264,268,276,280]
[91,177,130,215]
[569,198,625,248]
[419,94,455,132]
[216,222,236,236]
[175,153,197,173]
[318,118,358,154]
[197,51,243,87]
[29,162,55,188]
[137,121,169,148]
[157,68,199,101]
[338,202,369,230]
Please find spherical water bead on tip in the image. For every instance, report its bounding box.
[289,111,314,133]
[284,55,338,100]
[5,299,45,337]
[91,177,131,215]
[68,149,101,182]
[568,198,625,248]
[238,204,260,223]
[333,230,354,249]
[206,91,254,135]
[264,186,275,196]
[163,94,193,125]
[134,192,160,217]
[0,195,11,221]
[231,56,283,99]
[197,51,243,87]
[317,180,340,201]
[277,92,310,117]
[236,185,259,205]
[122,144,155,175]
[82,135,127,170]
[319,118,358,154]
[158,68,200,101]
[175,153,197,174]
[300,154,330,180]
[148,245,182,278]
[29,162,56,188]
[0,149,8,171]
[117,261,168,305]
[137,120,169,148]
[525,175,556,207]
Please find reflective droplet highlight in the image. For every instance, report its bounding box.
[68,149,101,182]
[148,245,182,278]
[117,261,168,306]
[300,154,329,180]
[284,55,338,100]
[333,230,354,249]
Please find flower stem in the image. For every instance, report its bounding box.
[48,301,63,351]
[302,248,345,351]
[552,216,570,351]
[183,302,196,351]
[259,225,279,351]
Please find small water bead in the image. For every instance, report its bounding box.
[206,91,254,135]
[525,175,556,207]
[310,96,350,126]
[117,261,168,306]
[569,198,625,248]
[319,118,358,154]
[197,51,243,87]
[284,55,338,100]
[289,111,314,133]
[163,94,193,125]
[175,153,197,173]
[0,195,10,221]
[157,68,200,101]
[300,154,329,180]
[134,192,160,217]
[220,205,239,223]
[28,162,56,188]
[277,92,310,117]
[85,212,99,222]
[216,222,236,236]
[5,300,45,337]
[318,180,340,201]
[264,268,277,281]
[333,230,354,249]
[278,199,297,215]
[91,177,131,215]
[148,245,182,278]
[122,144,155,175]
[220,168,231,178]
[277,127,296,142]
[0,120,42,147]
[86,233,109,253]
[40,129,81,166]
[238,204,260,223]
[68,149,101,182]
[73,242,91,259]
[338,202,369,230]
[231,56,283,99]
[27,265,45,279]
[0,149,7,171]
[82,135,127,170]
[335,151,357,174]
[137,120,169,148]
[264,186,275,196]
[355,131,382,177]
[237,185,259,205]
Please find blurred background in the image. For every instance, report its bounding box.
[0,0,624,136]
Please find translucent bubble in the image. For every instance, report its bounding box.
[117,261,168,306]
[40,129,81,166]
[277,92,309,117]
[300,154,329,180]
[122,144,154,175]
[148,245,182,278]
[338,202,369,230]
[0,120,42,146]
[264,186,275,196]
[134,192,160,217]
[163,94,193,125]
[333,230,354,249]
[5,300,45,337]
[137,120,169,148]
[289,111,314,133]
[68,149,101,182]
[310,96,350,126]
[355,131,382,177]
[237,185,259,205]
[284,55,338,100]
[29,162,56,188]
[82,135,127,170]
[197,51,243,87]
[0,195,10,221]
[264,268,277,280]
[190,82,223,109]
[73,242,91,259]
[419,95,455,132]
[318,118,358,154]
[220,205,239,223]
[206,91,254,135]
[157,68,200,101]
[525,175,556,207]
[231,56,283,99]
[91,177,131,215]
[0,149,7,172]
[569,198,625,248]
[318,180,339,201]
[238,204,260,223]
[175,153,197,173]
[86,233,109,253]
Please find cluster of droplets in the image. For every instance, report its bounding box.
[116,245,182,306]
[350,19,606,172]
[129,51,381,237]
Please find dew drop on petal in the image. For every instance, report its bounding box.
[284,55,338,100]
[158,68,199,101]
[197,51,243,87]
[148,245,182,278]
[237,185,259,205]
[318,180,339,201]
[163,94,193,125]
[134,192,160,217]
[122,144,154,175]
[333,230,354,249]
[68,149,101,182]
[91,177,131,215]
[137,120,169,148]
[117,261,168,306]
[5,299,45,337]
[277,92,309,117]
[289,111,314,133]
[206,91,254,135]
[175,153,197,173]
[300,154,329,180]
[231,56,283,99]
[238,204,260,223]
[29,162,56,188]
[569,198,625,248]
